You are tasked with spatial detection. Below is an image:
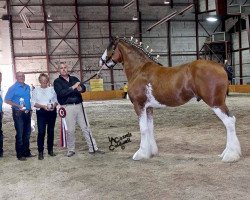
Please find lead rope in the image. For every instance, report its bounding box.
[82,65,105,84]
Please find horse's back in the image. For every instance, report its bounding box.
[190,60,225,74]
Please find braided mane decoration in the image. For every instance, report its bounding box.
[118,37,163,66]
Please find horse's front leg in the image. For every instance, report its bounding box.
[147,107,158,156]
[133,106,152,160]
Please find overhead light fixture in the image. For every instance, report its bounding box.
[20,13,31,28]
[47,14,52,22]
[206,16,218,22]
[147,11,177,31]
[123,0,134,9]
[132,12,139,21]
[20,12,45,31]
[164,1,170,4]
[146,4,193,31]
[132,15,138,21]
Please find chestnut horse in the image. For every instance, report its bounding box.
[99,37,241,162]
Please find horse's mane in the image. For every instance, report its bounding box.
[117,38,163,66]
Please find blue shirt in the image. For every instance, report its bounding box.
[5,82,31,110]
[0,88,2,112]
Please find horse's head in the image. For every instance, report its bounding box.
[99,37,122,69]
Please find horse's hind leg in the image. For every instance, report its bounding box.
[132,106,152,160]
[212,106,241,162]
[146,107,158,156]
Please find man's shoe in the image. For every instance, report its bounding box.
[89,149,105,155]
[48,151,56,156]
[0,152,3,158]
[66,151,75,157]
[38,152,44,160]
[18,157,27,161]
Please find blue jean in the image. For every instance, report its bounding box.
[36,109,57,153]
[12,109,31,158]
[0,112,3,155]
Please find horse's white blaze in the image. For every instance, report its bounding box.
[212,107,241,162]
[99,49,107,66]
[99,49,115,68]
[145,83,166,108]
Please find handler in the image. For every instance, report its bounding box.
[53,63,105,157]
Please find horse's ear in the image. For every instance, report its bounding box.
[109,35,116,42]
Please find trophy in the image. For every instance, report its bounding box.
[47,100,53,110]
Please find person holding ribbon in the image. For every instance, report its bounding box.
[5,72,35,161]
[32,73,58,160]
[53,63,105,157]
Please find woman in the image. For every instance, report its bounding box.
[32,73,58,160]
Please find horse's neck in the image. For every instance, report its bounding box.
[118,42,151,80]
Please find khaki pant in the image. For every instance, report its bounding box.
[64,103,97,152]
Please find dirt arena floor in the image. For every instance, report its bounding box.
[0,93,249,200]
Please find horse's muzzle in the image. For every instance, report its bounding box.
[99,58,111,69]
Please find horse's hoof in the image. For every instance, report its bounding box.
[219,149,226,158]
[222,154,241,162]
[220,148,241,162]
[132,150,149,160]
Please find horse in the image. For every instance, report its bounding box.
[99,37,241,162]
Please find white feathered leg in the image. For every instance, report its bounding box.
[133,108,151,160]
[146,108,158,156]
[213,108,241,162]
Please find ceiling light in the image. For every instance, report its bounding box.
[164,1,170,4]
[132,13,138,21]
[132,15,138,20]
[20,13,31,28]
[206,16,218,22]
[123,0,134,9]
[47,14,52,22]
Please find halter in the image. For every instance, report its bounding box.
[101,41,119,69]
[82,64,106,84]
[100,57,117,69]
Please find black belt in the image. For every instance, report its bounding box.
[13,109,31,114]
